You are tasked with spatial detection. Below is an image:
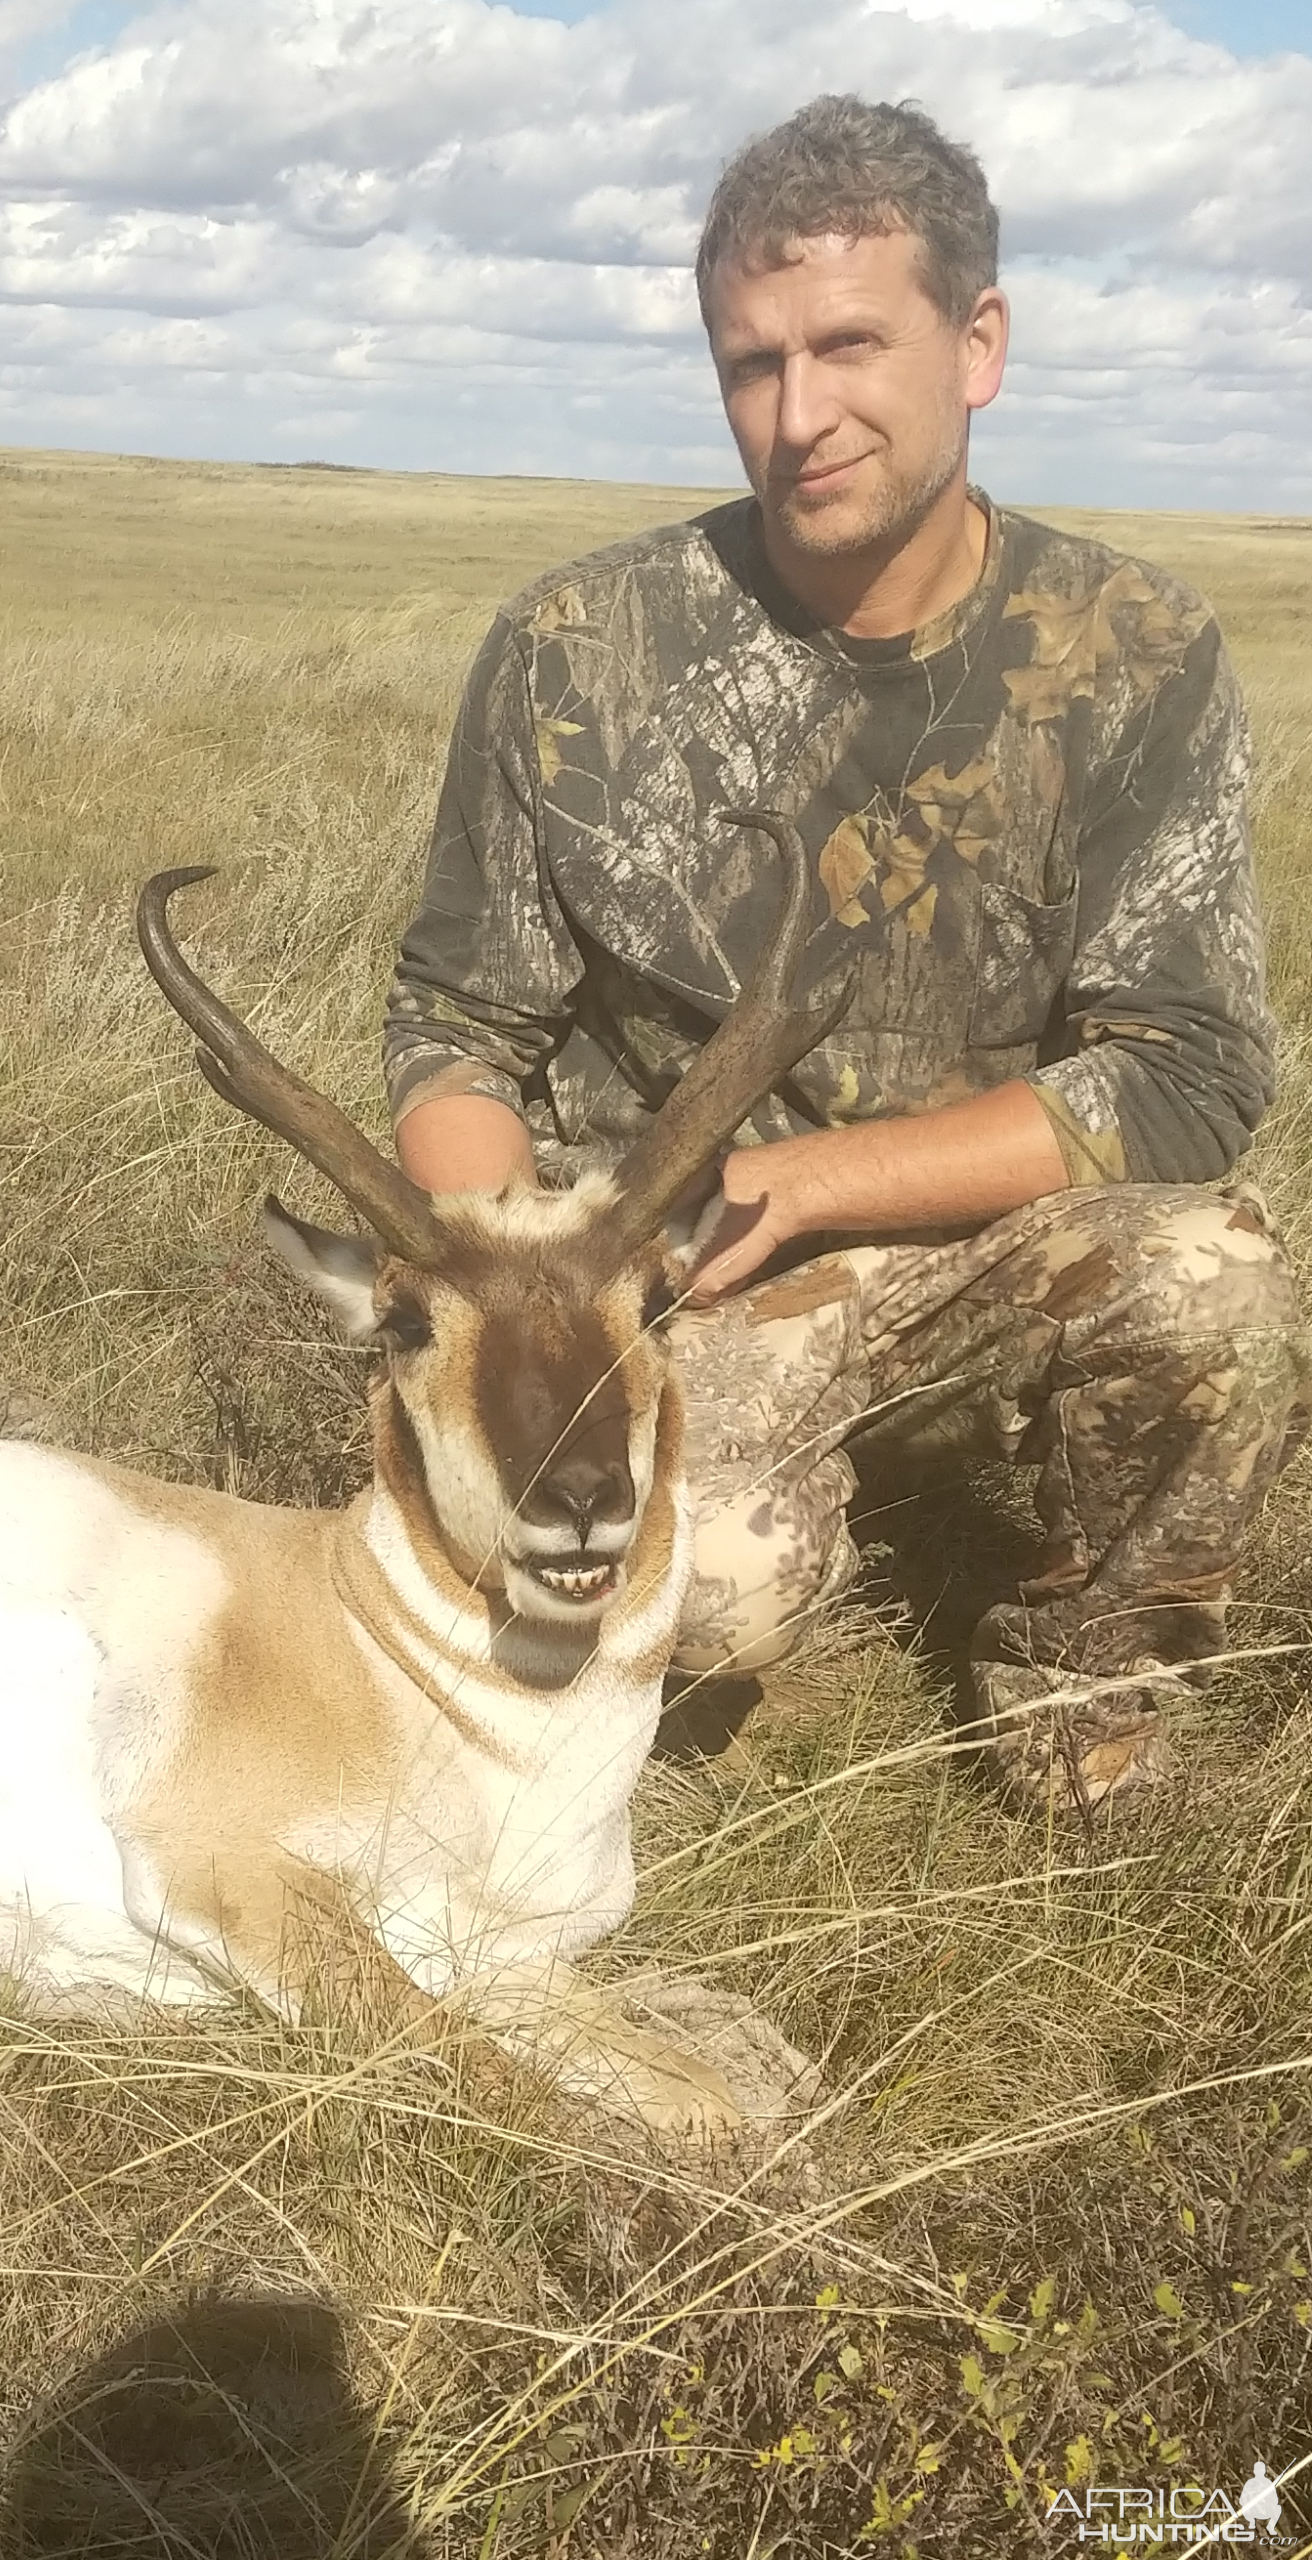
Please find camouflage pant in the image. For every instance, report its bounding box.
[669,1182,1305,1775]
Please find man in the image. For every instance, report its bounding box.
[383,95,1304,1814]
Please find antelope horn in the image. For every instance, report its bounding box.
[597,809,857,1266]
[136,868,447,1266]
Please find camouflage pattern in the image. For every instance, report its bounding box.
[667,1181,1307,1811]
[386,491,1294,1809]
[386,493,1275,1190]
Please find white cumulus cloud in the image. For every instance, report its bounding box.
[0,0,1307,507]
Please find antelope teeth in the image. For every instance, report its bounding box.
[536,1562,614,1599]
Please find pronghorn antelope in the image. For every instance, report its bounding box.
[0,816,850,2132]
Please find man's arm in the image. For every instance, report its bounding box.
[685,1081,1066,1302]
[397,1094,536,1195]
[384,613,579,1185]
[398,1068,1065,1240]
[1026,626,1274,1189]
[690,612,1274,1302]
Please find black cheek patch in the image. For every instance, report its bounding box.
[642,1277,677,1329]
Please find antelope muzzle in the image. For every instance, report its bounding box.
[477,1300,657,1624]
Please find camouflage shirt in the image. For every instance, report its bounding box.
[384,493,1275,1187]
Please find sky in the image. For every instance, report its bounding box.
[0,0,1307,510]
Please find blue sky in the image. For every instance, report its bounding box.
[466,0,1309,44]
[0,0,1307,510]
[20,0,1309,63]
[12,0,599,79]
[1159,0,1312,50]
[14,3,133,89]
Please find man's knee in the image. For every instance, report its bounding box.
[1138,1182,1297,1321]
[670,1459,859,1677]
[1034,1181,1302,1356]
[1021,1182,1308,1531]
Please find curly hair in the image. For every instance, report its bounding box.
[696,95,999,329]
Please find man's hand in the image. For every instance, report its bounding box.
[681,1135,843,1303]
[683,1080,1071,1305]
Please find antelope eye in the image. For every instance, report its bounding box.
[379,1294,432,1354]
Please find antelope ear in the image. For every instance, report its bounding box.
[261,1195,383,1340]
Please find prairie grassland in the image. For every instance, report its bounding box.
[2,448,1312,2557]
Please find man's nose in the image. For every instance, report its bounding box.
[776,351,843,450]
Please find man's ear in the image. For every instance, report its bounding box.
[261,1195,382,1340]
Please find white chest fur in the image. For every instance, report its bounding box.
[307,1627,665,1994]
[0,1440,691,2016]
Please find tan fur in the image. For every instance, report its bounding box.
[29,849,826,2130]
[0,1222,735,2133]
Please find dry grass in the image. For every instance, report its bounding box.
[2,449,1312,2556]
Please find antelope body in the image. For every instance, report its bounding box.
[0,821,849,2129]
[0,1188,683,2008]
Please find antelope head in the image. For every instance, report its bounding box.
[137,815,853,1628]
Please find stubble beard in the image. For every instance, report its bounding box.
[764,414,968,566]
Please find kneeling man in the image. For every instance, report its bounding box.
[384,95,1304,1814]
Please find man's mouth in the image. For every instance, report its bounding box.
[786,451,873,493]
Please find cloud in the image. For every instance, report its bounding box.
[0,0,77,69]
[0,0,1307,506]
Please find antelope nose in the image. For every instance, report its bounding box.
[536,1454,634,1544]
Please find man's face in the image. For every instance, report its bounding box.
[706,228,1007,565]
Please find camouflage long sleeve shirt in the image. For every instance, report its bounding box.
[384,494,1275,1188]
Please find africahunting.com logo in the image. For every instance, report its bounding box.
[1047,2458,1295,2543]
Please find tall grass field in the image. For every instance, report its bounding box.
[1,448,1311,2556]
